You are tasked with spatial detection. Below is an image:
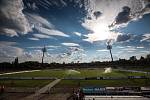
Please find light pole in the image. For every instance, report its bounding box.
[41,46,47,66]
[107,41,113,62]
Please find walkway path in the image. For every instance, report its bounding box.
[22,79,61,100]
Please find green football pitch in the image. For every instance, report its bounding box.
[0,68,150,87]
[1,68,149,78]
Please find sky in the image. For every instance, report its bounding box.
[0,0,150,63]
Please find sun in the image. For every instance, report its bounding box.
[92,23,110,40]
[86,22,111,42]
[84,20,119,43]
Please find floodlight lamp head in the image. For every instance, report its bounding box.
[42,46,47,52]
[107,45,112,50]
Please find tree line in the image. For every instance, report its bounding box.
[0,54,150,72]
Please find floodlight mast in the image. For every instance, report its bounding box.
[41,46,47,66]
[107,42,113,62]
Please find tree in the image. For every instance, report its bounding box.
[14,57,18,67]
[41,46,47,66]
[129,56,137,61]
[146,54,150,59]
[140,56,144,60]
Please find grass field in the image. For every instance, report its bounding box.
[0,68,149,78]
[0,80,53,87]
[0,68,150,87]
[1,79,149,88]
[55,79,150,87]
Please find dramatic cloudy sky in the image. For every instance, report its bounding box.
[0,0,150,63]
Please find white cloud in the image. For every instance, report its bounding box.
[27,46,43,49]
[61,43,80,47]
[0,41,17,46]
[81,0,128,42]
[47,49,54,51]
[0,41,24,62]
[69,47,84,52]
[126,46,132,48]
[116,34,132,42]
[28,38,40,41]
[59,47,85,63]
[0,46,24,57]
[19,50,43,62]
[116,46,125,49]
[127,50,135,53]
[83,31,120,43]
[26,2,38,10]
[60,0,67,6]
[0,1,68,38]
[23,52,33,58]
[27,13,54,29]
[0,28,18,37]
[81,0,150,43]
[33,34,52,39]
[74,32,82,37]
[19,50,69,63]
[34,0,67,9]
[35,26,69,37]
[46,45,61,48]
[0,0,32,36]
[139,50,149,53]
[137,46,144,49]
[27,45,60,49]
[96,49,108,52]
[122,46,137,51]
[27,13,69,39]
[141,33,150,42]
